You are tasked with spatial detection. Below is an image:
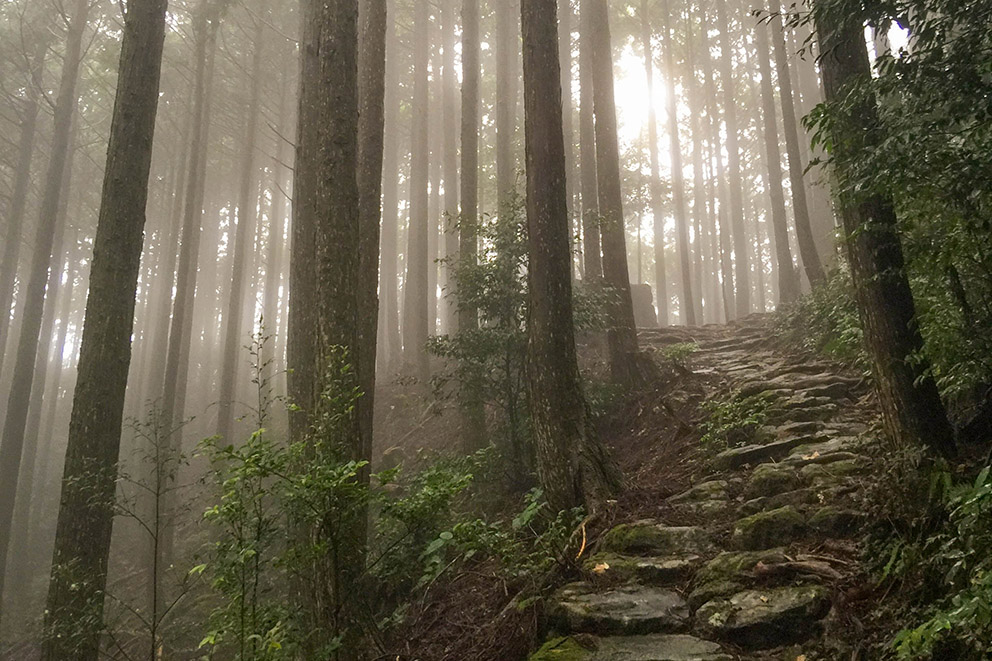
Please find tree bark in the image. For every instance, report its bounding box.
[578,0,602,279]
[715,0,750,318]
[290,0,366,655]
[589,0,644,386]
[770,0,825,288]
[813,4,955,458]
[403,0,431,383]
[0,0,90,630]
[440,0,459,332]
[39,1,168,656]
[521,0,621,512]
[217,18,265,441]
[755,12,800,304]
[558,0,578,276]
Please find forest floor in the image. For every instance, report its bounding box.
[401,313,889,660]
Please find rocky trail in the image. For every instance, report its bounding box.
[531,315,878,661]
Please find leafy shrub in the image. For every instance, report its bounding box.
[658,342,699,372]
[699,390,774,451]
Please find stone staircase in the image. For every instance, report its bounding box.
[531,316,874,660]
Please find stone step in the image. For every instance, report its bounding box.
[601,522,717,557]
[583,553,702,586]
[550,583,690,636]
[695,586,832,649]
[530,634,733,661]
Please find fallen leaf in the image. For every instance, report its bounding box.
[593,563,610,574]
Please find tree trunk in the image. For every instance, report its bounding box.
[459,0,486,451]
[589,0,644,386]
[813,5,955,458]
[290,0,365,654]
[496,0,520,208]
[440,0,459,332]
[358,0,387,486]
[755,12,800,304]
[0,0,90,629]
[685,4,709,322]
[40,1,168,657]
[639,0,669,325]
[379,0,402,373]
[715,0,750,318]
[769,0,825,288]
[0,34,50,382]
[521,0,621,512]
[217,18,265,441]
[659,0,697,325]
[403,0,431,383]
[578,0,602,279]
[558,0,578,276]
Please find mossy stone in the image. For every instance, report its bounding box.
[530,636,593,661]
[808,506,863,537]
[601,522,715,557]
[742,463,802,499]
[732,506,806,550]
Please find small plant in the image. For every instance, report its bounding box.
[658,342,699,372]
[699,391,774,451]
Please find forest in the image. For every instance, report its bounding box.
[0,0,990,658]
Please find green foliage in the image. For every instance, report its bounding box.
[891,466,992,659]
[658,342,700,371]
[779,268,866,370]
[699,391,774,451]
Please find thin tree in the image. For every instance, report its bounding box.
[40,0,169,656]
[558,0,578,274]
[0,0,90,627]
[290,0,366,654]
[755,10,800,304]
[459,0,486,451]
[578,0,602,279]
[813,4,955,457]
[0,30,50,380]
[639,0,670,325]
[403,0,431,382]
[440,0,459,332]
[659,0,697,325]
[379,0,402,371]
[715,0,750,317]
[496,0,520,208]
[521,0,621,512]
[217,16,265,441]
[769,0,825,287]
[589,0,646,386]
[357,0,387,479]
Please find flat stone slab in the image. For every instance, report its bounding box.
[585,553,702,585]
[695,586,832,649]
[601,522,716,557]
[531,634,734,661]
[732,506,806,550]
[713,436,816,470]
[669,480,728,503]
[551,583,690,635]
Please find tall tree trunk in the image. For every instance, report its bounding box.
[379,0,401,372]
[769,0,825,288]
[291,0,365,654]
[358,0,387,487]
[0,0,90,628]
[0,35,50,382]
[8,120,77,594]
[558,0,578,276]
[522,0,621,513]
[440,0,459,332]
[496,0,520,208]
[639,0,669,325]
[159,0,223,574]
[39,1,168,656]
[755,12,800,304]
[685,5,709,322]
[403,0,431,383]
[578,0,602,279]
[459,0,486,451]
[217,19,265,441]
[715,0,750,318]
[660,0,697,325]
[813,4,954,458]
